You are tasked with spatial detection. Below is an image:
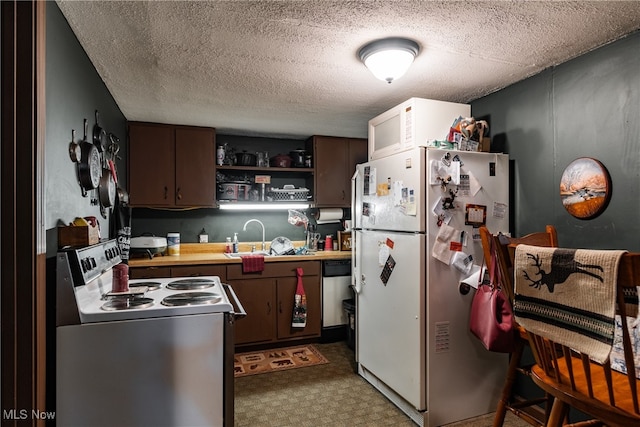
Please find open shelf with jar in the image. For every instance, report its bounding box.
[214,134,314,207]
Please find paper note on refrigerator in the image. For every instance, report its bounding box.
[493,202,507,219]
[392,181,403,206]
[467,170,482,196]
[378,243,390,266]
[460,264,483,289]
[432,223,457,264]
[366,168,377,195]
[429,159,460,186]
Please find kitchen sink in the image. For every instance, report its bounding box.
[224,251,271,258]
[223,251,315,258]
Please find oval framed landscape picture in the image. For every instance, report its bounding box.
[560,157,611,220]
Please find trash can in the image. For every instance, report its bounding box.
[342,298,356,350]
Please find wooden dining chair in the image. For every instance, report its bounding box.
[479,225,558,427]
[512,248,640,427]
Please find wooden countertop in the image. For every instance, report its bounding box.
[128,241,351,268]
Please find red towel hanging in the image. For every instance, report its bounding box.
[291,267,307,328]
[241,254,264,273]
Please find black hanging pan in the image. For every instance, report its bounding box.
[78,118,102,193]
[93,110,107,153]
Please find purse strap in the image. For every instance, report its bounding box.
[479,236,503,291]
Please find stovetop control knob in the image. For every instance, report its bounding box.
[81,257,95,272]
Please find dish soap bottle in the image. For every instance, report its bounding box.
[225,237,232,254]
[232,233,239,253]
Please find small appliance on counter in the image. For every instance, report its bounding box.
[130,235,167,259]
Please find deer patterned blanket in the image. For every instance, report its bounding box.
[513,244,626,363]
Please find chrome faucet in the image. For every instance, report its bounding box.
[242,219,266,252]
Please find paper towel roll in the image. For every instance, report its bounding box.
[315,208,343,224]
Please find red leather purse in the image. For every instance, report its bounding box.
[469,241,515,353]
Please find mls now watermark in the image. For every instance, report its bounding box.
[3,409,56,420]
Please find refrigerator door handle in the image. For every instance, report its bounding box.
[351,168,361,295]
[351,234,361,294]
[351,268,363,294]
[351,168,359,230]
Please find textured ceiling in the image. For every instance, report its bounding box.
[56,1,640,139]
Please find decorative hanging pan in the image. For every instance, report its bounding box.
[93,110,107,153]
[98,164,116,208]
[68,129,81,163]
[77,118,102,193]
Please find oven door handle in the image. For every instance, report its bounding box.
[223,283,247,319]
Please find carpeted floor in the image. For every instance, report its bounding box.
[234,341,532,426]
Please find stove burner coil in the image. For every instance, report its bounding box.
[101,297,154,311]
[161,292,221,307]
[102,286,148,300]
[130,281,161,291]
[166,278,215,290]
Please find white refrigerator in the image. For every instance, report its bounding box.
[352,147,509,426]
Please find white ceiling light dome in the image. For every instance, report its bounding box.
[358,37,420,84]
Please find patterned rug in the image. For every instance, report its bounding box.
[234,345,329,377]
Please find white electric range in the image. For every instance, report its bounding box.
[56,239,244,427]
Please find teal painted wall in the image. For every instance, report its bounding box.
[45,2,127,256]
[472,31,640,250]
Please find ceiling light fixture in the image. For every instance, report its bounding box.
[358,37,420,84]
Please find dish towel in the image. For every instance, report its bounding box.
[241,255,264,273]
[292,267,307,328]
[513,244,625,363]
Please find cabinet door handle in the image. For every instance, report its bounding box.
[176,187,182,200]
[342,190,345,200]
[164,186,168,199]
[267,301,271,315]
[279,301,283,314]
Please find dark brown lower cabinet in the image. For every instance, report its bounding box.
[228,261,321,347]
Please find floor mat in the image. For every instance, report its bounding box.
[234,344,329,377]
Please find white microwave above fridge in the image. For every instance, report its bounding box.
[367,97,471,161]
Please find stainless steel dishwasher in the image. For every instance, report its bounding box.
[321,259,352,342]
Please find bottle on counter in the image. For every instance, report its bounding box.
[232,233,239,253]
[167,232,180,256]
[225,237,232,254]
